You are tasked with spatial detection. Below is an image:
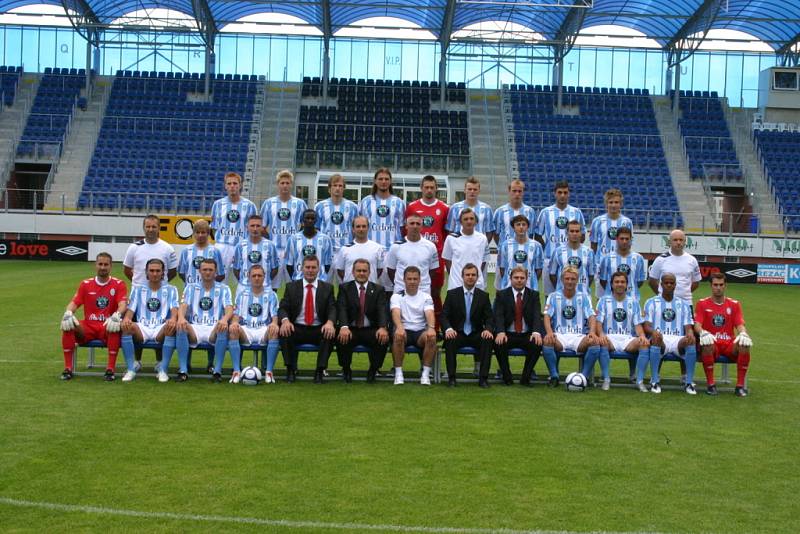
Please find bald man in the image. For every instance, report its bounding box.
[648,229,701,303]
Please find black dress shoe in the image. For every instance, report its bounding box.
[447,378,456,387]
[547,377,559,388]
[343,368,352,383]
[366,368,377,383]
[286,367,296,383]
[478,378,490,388]
[503,375,514,386]
[313,369,324,384]
[519,378,534,387]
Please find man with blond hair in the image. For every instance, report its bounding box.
[261,169,308,288]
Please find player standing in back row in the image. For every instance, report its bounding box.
[590,188,633,299]
[261,169,308,289]
[210,172,258,281]
[359,168,405,293]
[314,173,359,258]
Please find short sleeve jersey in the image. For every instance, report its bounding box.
[72,276,128,323]
[235,288,279,328]
[260,196,308,255]
[694,297,744,343]
[649,252,701,302]
[128,283,179,328]
[496,237,544,291]
[359,194,405,250]
[598,251,647,299]
[644,295,693,337]
[123,239,179,287]
[314,198,360,252]
[232,238,280,287]
[182,282,233,326]
[385,238,440,293]
[595,294,644,336]
[333,240,385,284]
[549,244,595,294]
[406,199,449,254]
[390,290,433,332]
[442,232,490,290]
[589,214,633,256]
[544,290,594,335]
[178,244,225,285]
[492,203,536,244]
[210,196,258,245]
[446,200,494,235]
[536,204,586,258]
[286,232,334,282]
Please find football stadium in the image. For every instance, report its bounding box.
[1,0,800,531]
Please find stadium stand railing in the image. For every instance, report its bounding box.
[296,77,470,174]
[1,65,22,107]
[753,127,800,232]
[503,84,682,228]
[77,71,262,213]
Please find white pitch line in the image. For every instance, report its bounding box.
[0,497,662,534]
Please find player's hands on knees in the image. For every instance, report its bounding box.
[279,320,294,337]
[61,310,78,331]
[734,332,753,347]
[104,311,122,333]
[444,328,457,340]
[684,332,695,346]
[699,330,716,346]
[321,321,336,340]
[394,327,406,344]
[637,335,650,348]
[494,332,507,346]
[651,331,663,346]
[214,319,228,334]
[543,333,556,346]
[229,323,241,338]
[177,318,189,332]
[338,327,351,344]
[376,327,389,344]
[481,329,494,341]
[267,323,279,340]
[529,332,543,345]
[588,333,602,345]
[121,317,134,333]
[163,318,177,335]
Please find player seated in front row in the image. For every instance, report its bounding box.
[694,273,753,397]
[641,273,697,394]
[228,265,281,384]
[60,252,127,381]
[120,259,179,382]
[162,258,233,382]
[587,271,649,391]
[542,267,599,387]
[390,266,437,386]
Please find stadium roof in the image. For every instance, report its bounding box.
[1,0,799,53]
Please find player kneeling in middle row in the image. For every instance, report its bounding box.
[228,265,281,384]
[586,271,649,391]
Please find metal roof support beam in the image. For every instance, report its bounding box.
[322,0,332,103]
[439,0,457,105]
[60,0,100,46]
[551,0,587,113]
[664,0,724,68]
[777,32,800,66]
[190,0,217,94]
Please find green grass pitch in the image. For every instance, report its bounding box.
[1,260,799,533]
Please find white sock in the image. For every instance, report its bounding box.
[422,366,431,377]
[395,367,403,375]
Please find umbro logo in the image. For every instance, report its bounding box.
[57,246,87,256]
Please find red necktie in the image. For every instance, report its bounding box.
[514,291,523,333]
[305,284,314,325]
[357,285,366,327]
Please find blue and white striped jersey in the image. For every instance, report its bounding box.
[492,203,536,244]
[232,238,280,287]
[210,196,258,245]
[597,251,647,299]
[496,237,544,291]
[544,290,594,335]
[644,295,693,337]
[358,194,405,250]
[535,204,587,258]
[128,284,179,328]
[182,282,233,326]
[548,244,595,294]
[314,198,360,252]
[595,294,643,336]
[446,200,494,235]
[286,232,334,281]
[590,214,634,257]
[260,196,308,255]
[235,288,279,329]
[178,244,225,285]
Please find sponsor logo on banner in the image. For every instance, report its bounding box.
[768,239,800,258]
[158,216,210,245]
[698,262,758,283]
[0,240,88,261]
[757,264,787,284]
[787,265,800,285]
[713,237,756,255]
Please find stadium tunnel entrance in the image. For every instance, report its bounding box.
[4,163,51,210]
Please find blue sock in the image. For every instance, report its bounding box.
[121,335,135,372]
[581,346,599,377]
[213,335,229,374]
[161,336,176,372]
[177,331,190,373]
[266,339,279,372]
[229,339,241,373]
[599,347,610,380]
[649,345,662,384]
[683,344,697,384]
[542,346,558,379]
[636,348,649,384]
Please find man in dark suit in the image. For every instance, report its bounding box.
[337,259,390,383]
[278,255,337,383]
[493,265,544,386]
[441,263,495,388]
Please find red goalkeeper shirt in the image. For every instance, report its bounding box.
[694,296,744,343]
[72,276,128,323]
[406,199,449,255]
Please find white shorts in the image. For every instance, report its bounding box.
[138,323,165,343]
[190,324,215,347]
[607,333,635,353]
[662,334,683,357]
[272,254,291,289]
[542,258,556,296]
[556,332,585,352]
[241,325,268,346]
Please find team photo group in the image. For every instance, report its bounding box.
[59,168,753,396]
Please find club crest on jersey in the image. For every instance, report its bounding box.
[199,296,213,311]
[422,216,434,227]
[278,208,291,221]
[567,256,582,268]
[248,303,263,317]
[562,305,576,320]
[607,226,619,239]
[556,216,568,229]
[95,296,109,309]
[662,308,676,322]
[226,210,240,223]
[192,256,205,269]
[513,250,528,263]
[248,250,262,264]
[613,308,627,322]
[376,205,390,218]
[302,245,317,256]
[617,263,631,274]
[712,313,725,327]
[331,211,344,224]
[147,297,161,312]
